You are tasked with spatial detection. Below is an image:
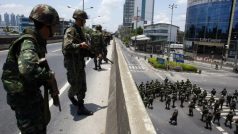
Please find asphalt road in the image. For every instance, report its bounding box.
[0,42,112,134]
[118,39,238,134]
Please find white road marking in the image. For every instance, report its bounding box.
[52,49,61,53]
[196,108,201,111]
[0,49,8,53]
[216,126,224,132]
[19,59,91,134]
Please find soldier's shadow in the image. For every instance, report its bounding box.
[70,103,107,121]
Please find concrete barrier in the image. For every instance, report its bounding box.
[0,35,63,50]
[106,38,156,134]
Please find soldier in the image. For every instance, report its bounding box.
[214,100,220,112]
[188,101,195,116]
[1,4,60,134]
[201,106,209,121]
[224,111,234,128]
[234,90,238,101]
[165,95,171,110]
[205,112,213,130]
[211,88,216,96]
[169,108,178,125]
[221,88,227,96]
[160,87,165,102]
[219,95,225,109]
[192,94,198,105]
[143,96,149,108]
[202,90,207,99]
[63,9,94,115]
[208,95,215,107]
[230,99,236,113]
[180,93,185,107]
[213,109,221,126]
[226,93,233,107]
[102,32,110,63]
[148,95,154,109]
[164,77,169,84]
[172,93,177,108]
[198,94,203,106]
[90,25,104,70]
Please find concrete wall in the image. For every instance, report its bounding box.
[106,38,156,134]
[0,35,63,50]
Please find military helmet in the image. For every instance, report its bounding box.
[29,4,59,26]
[73,9,88,19]
[95,25,102,30]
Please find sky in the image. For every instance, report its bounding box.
[0,0,187,32]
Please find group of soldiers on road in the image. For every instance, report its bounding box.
[1,4,112,134]
[137,78,238,133]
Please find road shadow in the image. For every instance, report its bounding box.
[70,103,107,121]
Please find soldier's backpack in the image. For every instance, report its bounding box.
[1,34,37,94]
[91,31,102,48]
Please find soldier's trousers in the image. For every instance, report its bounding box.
[7,93,46,134]
[213,117,220,124]
[67,70,87,104]
[206,121,211,129]
[189,108,193,116]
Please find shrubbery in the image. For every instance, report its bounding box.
[148,57,198,73]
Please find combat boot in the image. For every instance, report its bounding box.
[69,97,78,106]
[77,103,93,116]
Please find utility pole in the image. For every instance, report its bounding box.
[135,6,139,47]
[151,0,154,25]
[222,0,236,68]
[151,0,155,55]
[83,0,84,11]
[168,3,177,61]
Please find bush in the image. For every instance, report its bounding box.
[148,58,197,72]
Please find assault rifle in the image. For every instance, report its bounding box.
[38,58,61,112]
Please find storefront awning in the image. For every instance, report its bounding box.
[131,35,150,41]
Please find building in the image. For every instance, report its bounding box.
[133,0,154,29]
[55,18,73,35]
[123,0,135,27]
[16,15,20,26]
[18,17,34,33]
[0,14,2,23]
[10,13,16,26]
[184,0,238,59]
[144,23,179,42]
[4,12,10,26]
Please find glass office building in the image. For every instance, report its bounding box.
[184,0,238,58]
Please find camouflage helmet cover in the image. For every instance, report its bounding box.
[29,4,59,26]
[73,9,88,20]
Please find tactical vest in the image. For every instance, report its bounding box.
[1,34,37,94]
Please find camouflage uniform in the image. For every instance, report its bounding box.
[62,9,94,115]
[90,25,104,69]
[1,4,59,134]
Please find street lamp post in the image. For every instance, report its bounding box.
[67,5,93,10]
[83,0,84,11]
[168,3,177,61]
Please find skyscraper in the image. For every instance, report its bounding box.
[10,13,16,26]
[16,15,20,26]
[133,0,154,29]
[4,12,10,26]
[0,14,2,26]
[123,0,135,27]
